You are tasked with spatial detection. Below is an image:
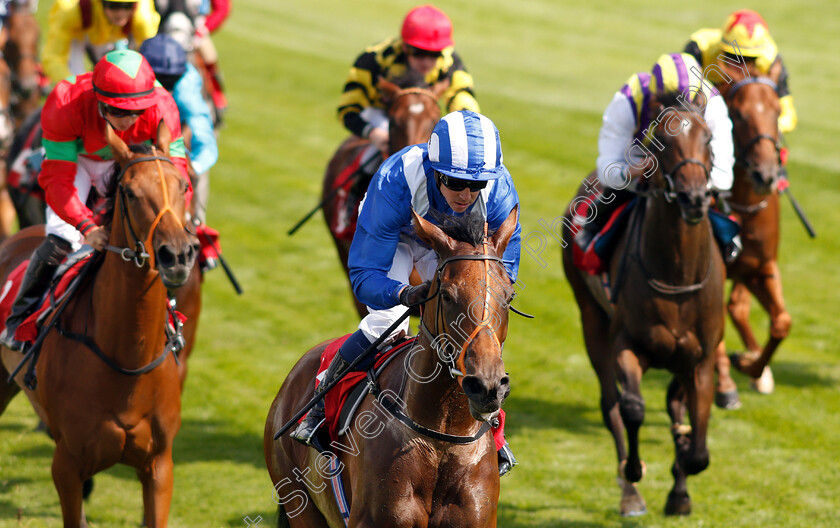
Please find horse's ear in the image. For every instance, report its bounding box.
[431,77,451,99]
[648,97,664,123]
[379,79,400,103]
[104,121,131,165]
[489,205,519,256]
[156,119,172,157]
[767,59,782,85]
[412,209,455,254]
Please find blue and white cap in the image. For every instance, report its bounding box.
[428,110,506,181]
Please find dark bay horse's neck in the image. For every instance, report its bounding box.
[401,332,483,437]
[92,252,169,368]
[642,199,712,285]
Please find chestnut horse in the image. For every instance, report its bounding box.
[713,60,789,395]
[322,76,446,316]
[0,134,197,527]
[562,95,725,516]
[265,208,518,527]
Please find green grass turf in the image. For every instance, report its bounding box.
[1,0,839,526]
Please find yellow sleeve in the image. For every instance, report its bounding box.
[43,0,84,84]
[778,95,797,134]
[131,0,161,45]
[442,70,479,113]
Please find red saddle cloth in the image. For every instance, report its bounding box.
[0,256,91,344]
[316,334,506,449]
[328,146,378,242]
[572,200,633,275]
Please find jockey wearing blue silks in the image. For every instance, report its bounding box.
[292,110,522,476]
[139,33,218,224]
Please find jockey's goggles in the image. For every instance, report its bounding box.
[406,45,443,60]
[104,104,145,118]
[437,171,488,192]
[102,1,136,10]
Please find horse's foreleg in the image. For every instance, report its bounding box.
[665,377,691,515]
[616,343,645,483]
[666,355,714,516]
[52,442,88,528]
[614,340,647,517]
[733,261,791,379]
[138,450,174,528]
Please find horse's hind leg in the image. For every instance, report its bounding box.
[52,442,88,527]
[0,361,21,416]
[137,449,175,527]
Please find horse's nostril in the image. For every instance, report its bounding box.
[500,375,510,388]
[462,376,485,399]
[156,245,176,268]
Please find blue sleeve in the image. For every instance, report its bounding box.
[486,171,521,283]
[348,159,412,310]
[174,65,218,174]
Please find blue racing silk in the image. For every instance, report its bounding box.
[173,63,218,175]
[349,143,521,311]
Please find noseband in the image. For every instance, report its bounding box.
[104,152,184,267]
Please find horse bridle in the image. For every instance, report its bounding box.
[104,152,183,268]
[726,77,782,169]
[417,232,508,381]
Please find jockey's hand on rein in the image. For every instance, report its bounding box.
[399,281,432,307]
[85,226,110,251]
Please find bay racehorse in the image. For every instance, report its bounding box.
[322,74,447,316]
[562,95,725,516]
[265,208,518,527]
[713,60,789,395]
[0,129,197,527]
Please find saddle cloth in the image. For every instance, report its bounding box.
[316,334,506,450]
[573,200,636,275]
[0,253,91,345]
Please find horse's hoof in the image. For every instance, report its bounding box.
[750,366,774,394]
[619,492,647,517]
[617,475,647,516]
[714,389,741,410]
[664,491,692,515]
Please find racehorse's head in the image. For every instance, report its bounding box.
[411,206,519,422]
[718,65,781,195]
[649,94,713,224]
[380,74,447,155]
[106,123,198,288]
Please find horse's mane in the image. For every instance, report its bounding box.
[98,143,156,223]
[428,210,493,248]
[392,69,430,90]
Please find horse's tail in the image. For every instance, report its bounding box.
[277,503,291,528]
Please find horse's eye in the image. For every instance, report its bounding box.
[123,187,137,201]
[180,178,189,194]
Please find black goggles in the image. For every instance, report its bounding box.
[102,1,135,10]
[437,171,487,192]
[104,104,145,118]
[406,46,443,59]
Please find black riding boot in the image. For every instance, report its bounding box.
[0,235,72,351]
[498,441,518,477]
[290,353,352,446]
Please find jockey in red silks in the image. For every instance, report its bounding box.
[0,49,189,351]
